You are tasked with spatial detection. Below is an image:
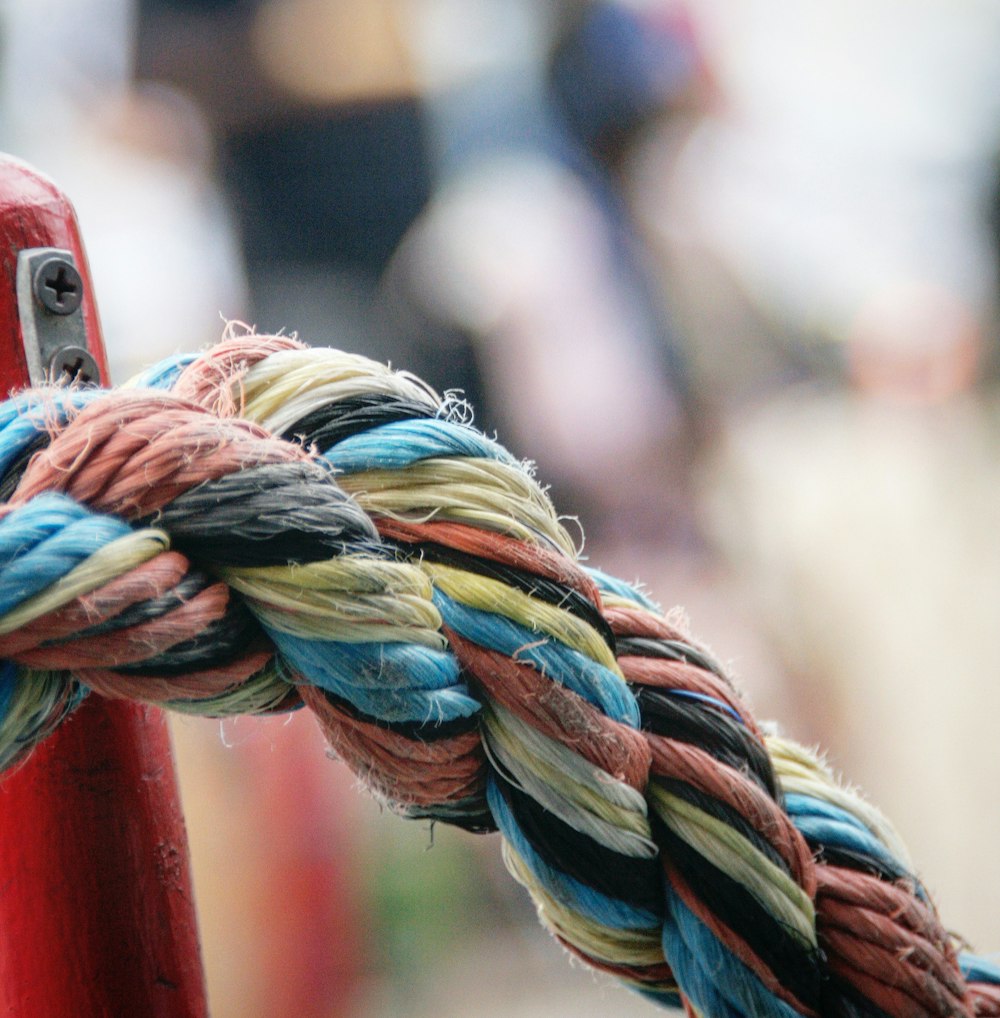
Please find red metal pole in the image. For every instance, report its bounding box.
[0,155,207,1017]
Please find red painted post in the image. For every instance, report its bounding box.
[0,155,207,1017]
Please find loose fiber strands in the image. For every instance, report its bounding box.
[170,334,1000,1013]
[0,335,997,1016]
[135,337,1000,1012]
[0,381,477,795]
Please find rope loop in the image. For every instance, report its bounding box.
[1,330,997,1016]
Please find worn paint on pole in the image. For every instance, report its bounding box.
[0,155,207,1018]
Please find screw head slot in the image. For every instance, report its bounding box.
[33,256,83,315]
[48,346,98,385]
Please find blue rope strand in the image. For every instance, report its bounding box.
[433,590,640,727]
[324,419,520,473]
[487,776,662,930]
[588,567,660,611]
[960,952,1000,986]
[0,498,133,614]
[0,659,16,723]
[127,352,200,391]
[268,631,480,723]
[0,389,96,478]
[663,884,807,1018]
[783,793,929,902]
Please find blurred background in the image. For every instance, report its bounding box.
[4,0,1000,1013]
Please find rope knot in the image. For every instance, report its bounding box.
[0,332,996,1015]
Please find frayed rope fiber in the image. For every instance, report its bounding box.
[0,330,997,1016]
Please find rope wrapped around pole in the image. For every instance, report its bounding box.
[0,329,997,1017]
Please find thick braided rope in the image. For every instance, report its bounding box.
[0,332,997,1016]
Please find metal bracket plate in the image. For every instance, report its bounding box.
[15,246,98,386]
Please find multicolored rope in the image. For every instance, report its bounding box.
[0,331,997,1016]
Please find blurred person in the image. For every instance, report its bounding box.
[632,0,1000,409]
[548,0,704,173]
[387,0,702,549]
[627,0,1000,951]
[138,0,717,550]
[133,5,711,1015]
[138,2,702,546]
[2,4,374,1016]
[0,0,245,380]
[136,0,484,402]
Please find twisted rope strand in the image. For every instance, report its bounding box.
[0,332,996,1015]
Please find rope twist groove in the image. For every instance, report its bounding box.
[0,331,996,1016]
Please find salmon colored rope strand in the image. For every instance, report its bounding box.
[0,331,994,1016]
